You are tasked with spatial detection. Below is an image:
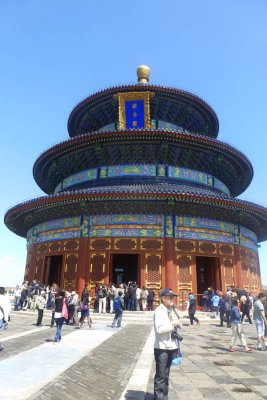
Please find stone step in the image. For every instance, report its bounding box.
[12,309,220,324]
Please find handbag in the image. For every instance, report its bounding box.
[81,302,88,311]
[62,299,68,319]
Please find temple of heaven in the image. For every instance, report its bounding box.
[5,66,267,301]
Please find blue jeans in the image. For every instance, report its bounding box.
[112,310,123,327]
[55,317,64,341]
[129,298,136,311]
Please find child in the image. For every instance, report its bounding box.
[112,291,124,328]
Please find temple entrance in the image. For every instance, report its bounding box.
[43,255,63,286]
[196,256,221,303]
[110,254,139,285]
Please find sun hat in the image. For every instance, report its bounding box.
[160,288,178,297]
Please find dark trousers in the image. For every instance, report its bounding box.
[189,312,199,325]
[225,310,231,327]
[148,300,154,311]
[154,348,177,400]
[50,311,55,327]
[37,309,43,325]
[220,311,225,326]
[241,311,252,324]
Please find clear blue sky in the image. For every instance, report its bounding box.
[1,0,267,286]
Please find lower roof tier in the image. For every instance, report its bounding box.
[33,129,253,197]
[5,183,267,241]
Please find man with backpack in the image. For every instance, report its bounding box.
[97,284,107,314]
[111,291,124,328]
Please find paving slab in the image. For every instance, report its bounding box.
[1,311,267,399]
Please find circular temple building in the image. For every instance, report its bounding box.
[5,66,267,303]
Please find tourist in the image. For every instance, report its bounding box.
[211,292,220,317]
[53,289,66,342]
[141,286,149,311]
[14,285,21,311]
[108,283,116,313]
[0,287,11,351]
[124,284,131,311]
[79,292,92,329]
[264,297,267,342]
[97,284,107,314]
[153,288,181,400]
[253,293,267,351]
[218,295,226,327]
[136,285,142,311]
[30,280,40,311]
[111,291,124,328]
[188,293,200,326]
[229,299,252,352]
[224,294,232,328]
[240,295,252,324]
[49,284,58,327]
[147,288,155,311]
[36,290,47,326]
[129,283,137,311]
[202,288,209,311]
[68,290,79,325]
[207,287,214,311]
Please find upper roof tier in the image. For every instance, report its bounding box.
[67,83,219,138]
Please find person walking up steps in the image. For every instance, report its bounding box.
[111,291,124,328]
[188,293,200,326]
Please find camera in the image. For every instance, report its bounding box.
[171,330,183,341]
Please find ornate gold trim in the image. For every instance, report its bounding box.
[114,91,154,130]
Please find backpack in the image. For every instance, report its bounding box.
[225,299,231,311]
[114,298,122,312]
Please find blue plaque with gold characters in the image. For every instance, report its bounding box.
[125,100,145,129]
[114,91,154,130]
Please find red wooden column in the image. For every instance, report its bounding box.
[164,237,177,290]
[28,244,38,282]
[77,237,89,296]
[234,245,242,288]
[191,255,197,295]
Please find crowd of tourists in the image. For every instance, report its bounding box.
[186,287,267,352]
[11,280,156,314]
[1,281,267,399]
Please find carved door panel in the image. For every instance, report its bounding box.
[89,253,106,286]
[145,253,162,289]
[64,253,78,291]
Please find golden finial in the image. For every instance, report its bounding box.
[137,65,150,83]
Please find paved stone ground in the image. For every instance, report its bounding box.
[1,311,267,399]
[146,322,267,399]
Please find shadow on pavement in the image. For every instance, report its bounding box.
[123,390,154,399]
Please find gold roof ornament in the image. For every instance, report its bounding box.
[137,65,150,83]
